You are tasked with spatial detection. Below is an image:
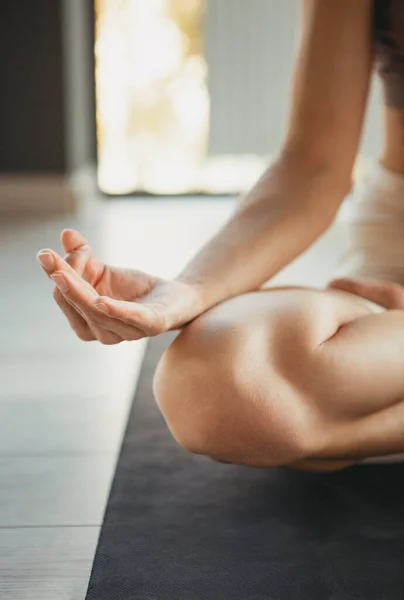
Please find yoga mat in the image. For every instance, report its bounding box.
[86,333,404,600]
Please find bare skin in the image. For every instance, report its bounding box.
[37,0,404,470]
[381,107,404,175]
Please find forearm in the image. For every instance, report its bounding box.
[177,154,349,311]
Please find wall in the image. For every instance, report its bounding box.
[0,0,96,214]
[0,1,66,173]
[205,0,382,160]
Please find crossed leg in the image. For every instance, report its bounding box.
[153,287,404,471]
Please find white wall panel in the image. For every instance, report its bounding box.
[205,0,382,159]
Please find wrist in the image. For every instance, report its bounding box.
[174,274,227,315]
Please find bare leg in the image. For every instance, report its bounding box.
[153,286,404,471]
[296,103,404,469]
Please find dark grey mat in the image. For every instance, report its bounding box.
[86,333,404,600]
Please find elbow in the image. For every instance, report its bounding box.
[277,145,353,196]
[274,149,353,225]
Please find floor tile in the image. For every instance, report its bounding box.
[0,395,131,455]
[0,526,99,600]
[0,456,116,526]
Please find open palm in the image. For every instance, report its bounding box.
[36,229,203,344]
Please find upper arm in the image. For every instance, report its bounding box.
[282,0,373,184]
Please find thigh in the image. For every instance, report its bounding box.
[218,286,404,465]
[156,286,379,468]
[186,285,391,424]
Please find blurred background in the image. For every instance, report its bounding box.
[0,2,384,598]
[0,0,383,211]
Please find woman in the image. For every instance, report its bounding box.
[37,0,404,470]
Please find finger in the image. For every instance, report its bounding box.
[36,248,72,277]
[61,229,104,281]
[328,277,404,310]
[36,249,58,277]
[38,249,106,340]
[38,247,146,341]
[94,297,164,336]
[53,287,95,342]
[37,245,90,279]
[60,228,89,253]
[37,242,102,288]
[92,327,123,345]
[39,251,130,341]
[37,249,96,293]
[51,270,142,340]
[64,245,92,278]
[53,283,101,342]
[37,245,97,340]
[54,284,124,344]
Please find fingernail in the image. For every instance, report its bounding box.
[95,301,110,314]
[37,251,55,271]
[51,273,69,291]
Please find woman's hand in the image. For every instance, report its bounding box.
[328,277,404,310]
[36,229,204,344]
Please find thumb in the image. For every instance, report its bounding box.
[61,228,89,253]
[328,277,404,310]
[60,228,100,280]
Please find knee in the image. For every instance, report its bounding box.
[153,304,324,467]
[153,317,236,458]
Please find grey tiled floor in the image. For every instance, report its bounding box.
[0,198,343,599]
[0,527,100,600]
[0,199,235,600]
